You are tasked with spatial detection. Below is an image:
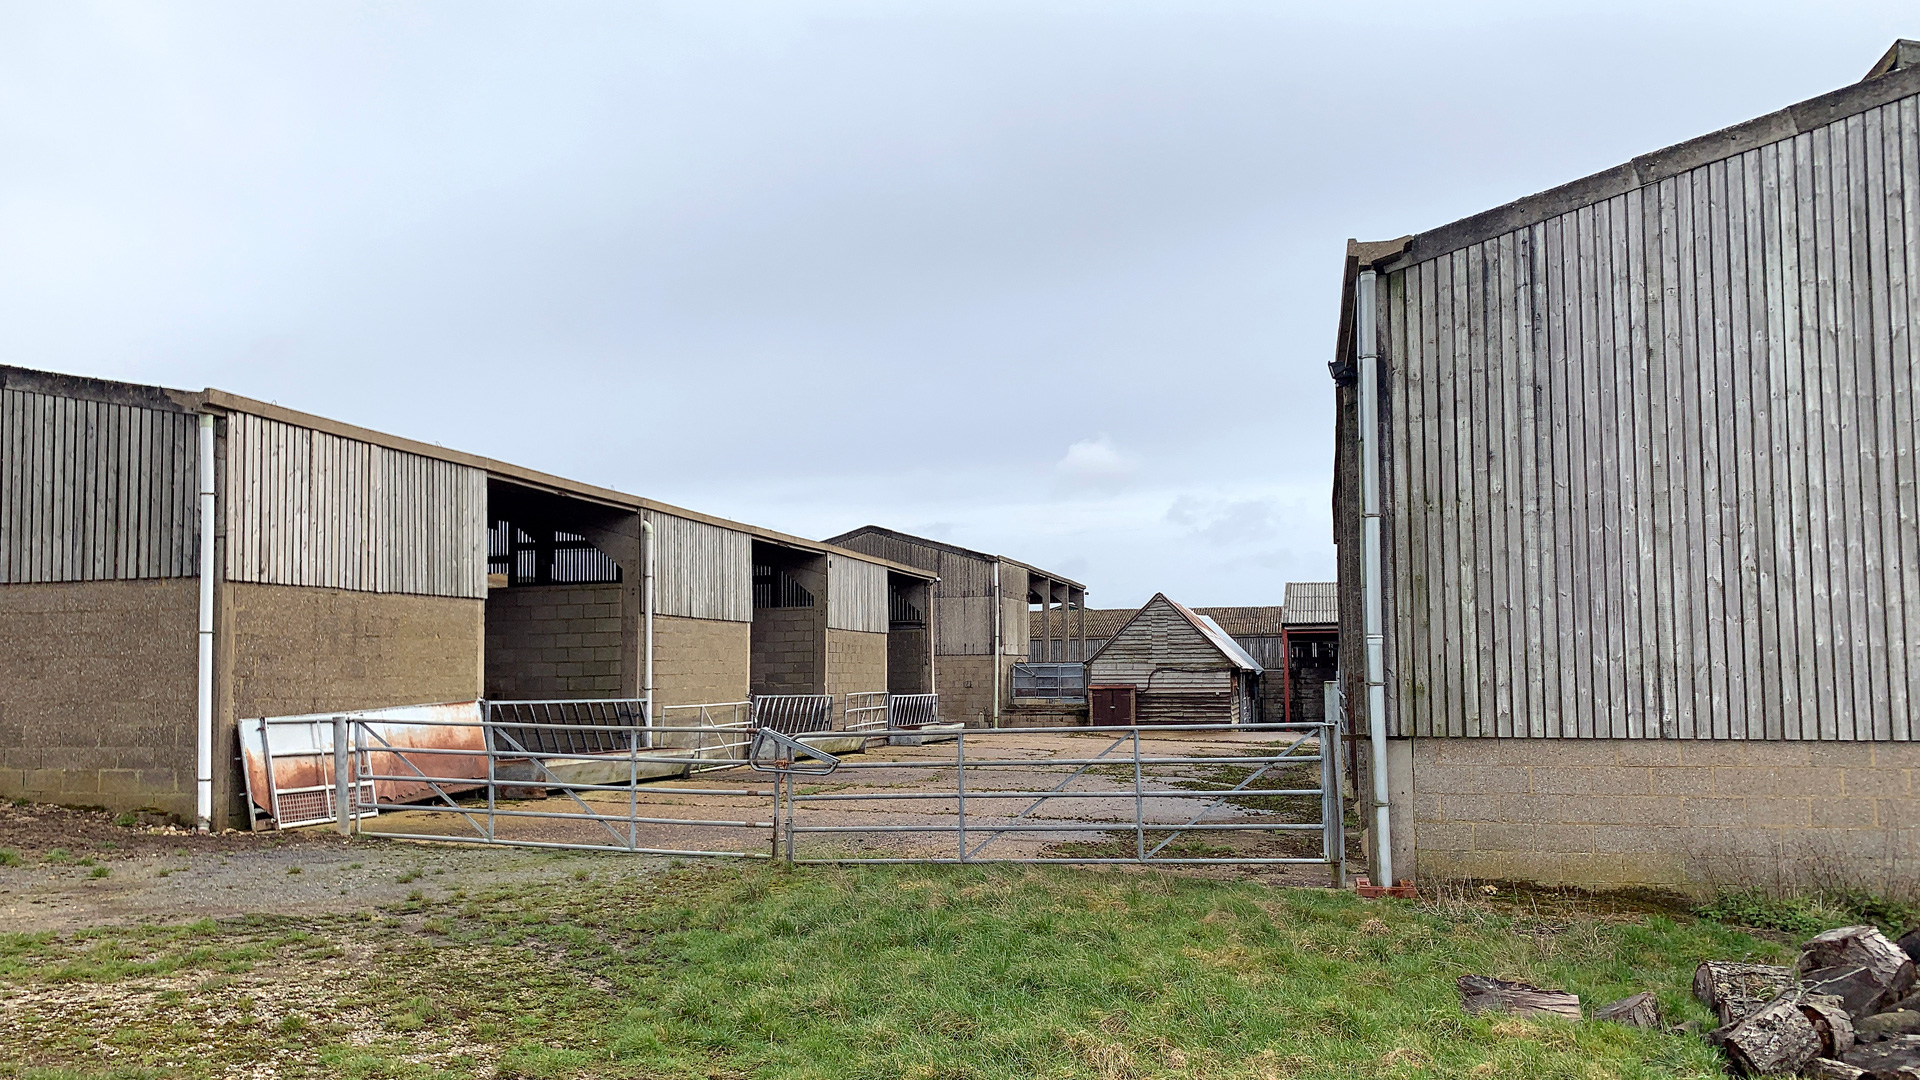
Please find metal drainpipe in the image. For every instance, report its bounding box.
[990,563,1001,728]
[641,518,655,734]
[1356,267,1394,887]
[195,414,215,833]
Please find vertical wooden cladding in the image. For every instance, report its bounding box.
[1383,93,1920,742]
[0,389,199,583]
[646,512,751,622]
[827,555,888,632]
[223,412,486,599]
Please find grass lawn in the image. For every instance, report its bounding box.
[1,861,1794,1079]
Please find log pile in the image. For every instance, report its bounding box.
[1448,923,1920,1077]
[1693,925,1920,1078]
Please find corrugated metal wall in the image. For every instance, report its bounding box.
[1381,93,1920,741]
[648,511,751,622]
[827,555,888,632]
[224,412,487,599]
[0,389,199,582]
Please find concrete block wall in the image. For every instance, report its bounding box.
[652,615,750,709]
[751,606,824,696]
[937,654,1017,727]
[220,583,483,831]
[227,584,484,718]
[484,583,625,698]
[887,625,931,695]
[1405,737,1920,895]
[827,629,888,722]
[0,580,198,819]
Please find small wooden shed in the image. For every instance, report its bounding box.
[1086,594,1263,725]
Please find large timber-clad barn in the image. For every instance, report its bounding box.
[1332,41,1920,893]
[824,526,1085,727]
[0,364,931,830]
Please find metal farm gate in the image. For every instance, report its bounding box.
[252,698,1346,877]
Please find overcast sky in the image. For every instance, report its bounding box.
[2,2,1914,607]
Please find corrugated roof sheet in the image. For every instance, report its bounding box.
[1162,597,1263,673]
[1028,607,1136,640]
[1196,615,1265,674]
[1282,582,1338,625]
[1191,606,1286,637]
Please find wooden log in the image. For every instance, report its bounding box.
[1593,991,1660,1029]
[1801,926,1918,1003]
[1895,927,1920,965]
[1804,993,1860,1057]
[1694,961,1794,1025]
[1806,1058,1869,1080]
[1722,996,1821,1077]
[1456,975,1582,1019]
[1842,1034,1920,1079]
[1807,964,1902,1018]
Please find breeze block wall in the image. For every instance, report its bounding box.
[651,615,751,710]
[226,583,484,720]
[0,580,199,819]
[826,628,888,722]
[1407,737,1920,895]
[936,654,1012,727]
[751,606,825,696]
[484,583,625,699]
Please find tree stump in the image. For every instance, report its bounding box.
[1721,995,1821,1077]
[1593,991,1660,1029]
[1456,975,1582,1019]
[1694,961,1794,1025]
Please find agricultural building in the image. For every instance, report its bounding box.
[1331,41,1920,893]
[1084,594,1263,725]
[0,364,930,830]
[823,526,1084,726]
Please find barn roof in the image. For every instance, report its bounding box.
[1030,607,1135,639]
[1191,606,1286,637]
[1089,594,1263,674]
[820,525,1084,590]
[1282,583,1338,626]
[1353,45,1920,279]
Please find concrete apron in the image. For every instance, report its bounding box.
[887,723,965,747]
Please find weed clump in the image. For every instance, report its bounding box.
[1696,887,1920,937]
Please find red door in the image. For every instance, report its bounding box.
[1089,686,1136,726]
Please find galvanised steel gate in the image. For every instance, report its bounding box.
[282,703,1345,877]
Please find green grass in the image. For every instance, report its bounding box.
[0,865,1785,1079]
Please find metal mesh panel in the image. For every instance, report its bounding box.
[487,699,648,756]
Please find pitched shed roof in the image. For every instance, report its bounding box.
[1090,594,1263,674]
[1282,583,1338,625]
[1191,606,1286,637]
[821,525,1084,590]
[1030,607,1136,640]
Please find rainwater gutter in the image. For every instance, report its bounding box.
[195,414,215,832]
[1355,267,1394,886]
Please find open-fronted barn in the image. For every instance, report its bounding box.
[824,526,1084,726]
[0,364,930,829]
[1332,41,1920,893]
